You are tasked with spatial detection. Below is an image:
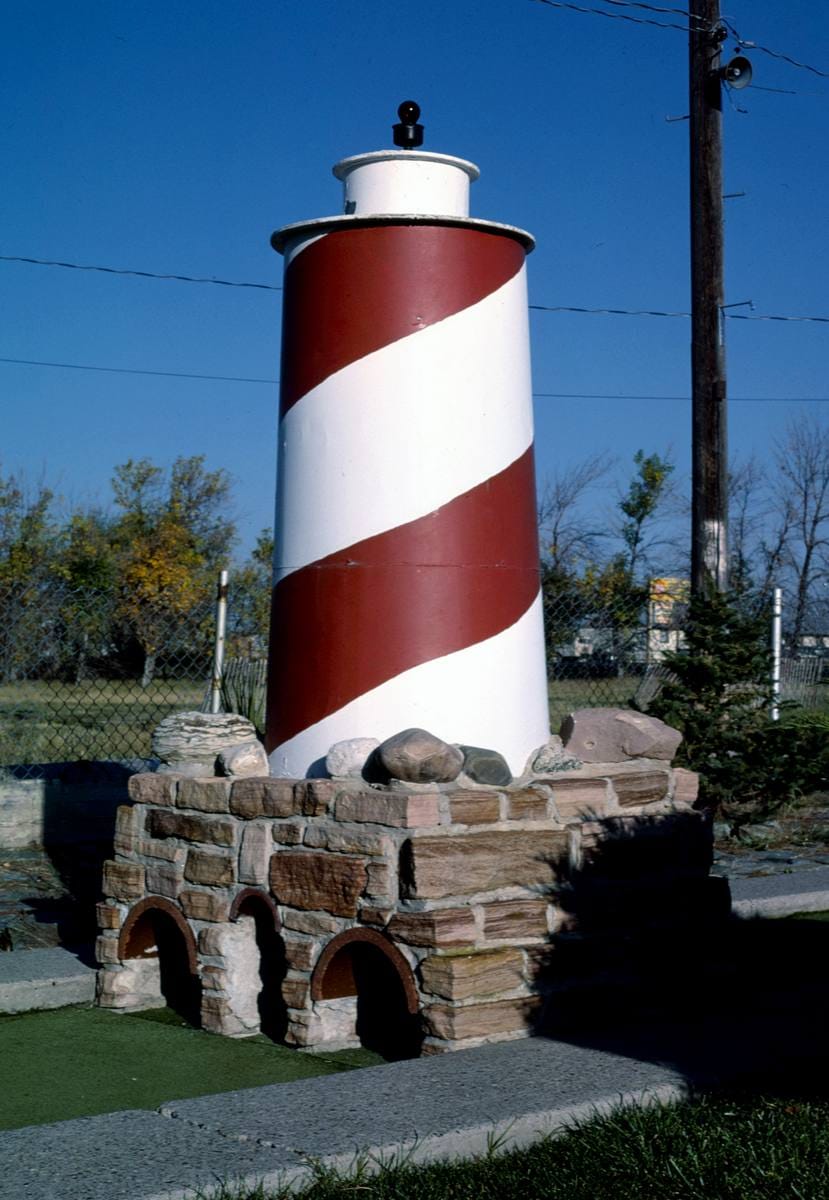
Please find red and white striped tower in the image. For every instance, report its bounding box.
[266,105,549,778]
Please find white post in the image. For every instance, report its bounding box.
[209,569,229,715]
[771,586,782,721]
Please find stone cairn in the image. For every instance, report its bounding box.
[96,708,715,1055]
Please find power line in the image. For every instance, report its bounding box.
[534,391,829,401]
[0,357,277,384]
[2,355,827,400]
[529,0,697,33]
[4,253,829,323]
[0,254,281,291]
[729,312,829,324]
[530,303,690,317]
[749,84,802,96]
[528,0,829,79]
[724,20,829,80]
[530,304,829,323]
[600,0,701,20]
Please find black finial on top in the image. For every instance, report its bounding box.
[393,100,423,149]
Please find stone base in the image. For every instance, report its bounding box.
[96,756,711,1055]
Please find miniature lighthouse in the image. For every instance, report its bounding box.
[265,103,550,778]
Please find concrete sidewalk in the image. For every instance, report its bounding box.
[1,869,827,1200]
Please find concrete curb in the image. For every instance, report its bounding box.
[154,1083,688,1200]
[0,946,96,1014]
[727,863,829,919]
[0,1037,691,1200]
[732,889,829,919]
[172,1081,689,1200]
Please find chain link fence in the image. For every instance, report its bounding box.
[544,578,689,731]
[0,578,216,777]
[545,581,828,730]
[1,574,826,778]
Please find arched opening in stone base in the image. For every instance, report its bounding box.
[117,897,201,1025]
[310,929,422,1060]
[229,888,288,1042]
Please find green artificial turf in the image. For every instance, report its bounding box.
[0,1005,380,1131]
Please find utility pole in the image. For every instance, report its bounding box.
[689,0,729,594]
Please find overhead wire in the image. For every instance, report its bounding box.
[525,1,829,78]
[749,84,801,96]
[528,0,698,34]
[530,303,691,317]
[533,392,829,401]
[2,255,827,323]
[0,254,281,291]
[728,312,829,324]
[2,356,827,401]
[530,305,829,323]
[723,19,829,80]
[0,356,277,384]
[528,0,829,80]
[599,0,701,20]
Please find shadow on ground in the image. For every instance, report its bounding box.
[529,811,829,1100]
[3,761,131,958]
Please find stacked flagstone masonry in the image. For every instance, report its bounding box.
[96,712,711,1055]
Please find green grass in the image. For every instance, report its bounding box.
[0,679,206,764]
[204,1091,829,1200]
[2,672,826,770]
[0,674,646,770]
[0,1005,380,1131]
[6,675,623,768]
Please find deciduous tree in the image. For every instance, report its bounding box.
[773,416,829,645]
[0,469,59,680]
[229,529,274,653]
[540,450,674,673]
[538,454,613,664]
[110,456,236,686]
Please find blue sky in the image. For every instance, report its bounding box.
[2,0,827,560]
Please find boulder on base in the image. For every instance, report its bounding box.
[218,740,269,778]
[378,728,464,784]
[560,708,682,764]
[325,737,380,779]
[152,711,258,775]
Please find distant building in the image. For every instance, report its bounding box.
[791,602,829,688]
[793,599,829,654]
[647,578,689,663]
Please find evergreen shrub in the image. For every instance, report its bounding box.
[646,589,828,823]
